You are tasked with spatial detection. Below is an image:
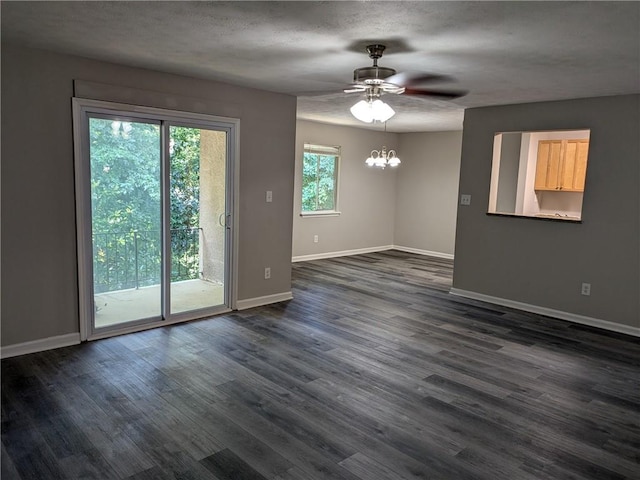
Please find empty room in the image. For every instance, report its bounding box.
[1,2,639,479]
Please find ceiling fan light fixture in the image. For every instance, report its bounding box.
[371,99,395,122]
[344,44,466,125]
[350,98,395,123]
[350,99,374,123]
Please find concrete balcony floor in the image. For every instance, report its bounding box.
[94,279,224,328]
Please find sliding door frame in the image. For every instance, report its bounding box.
[72,98,240,341]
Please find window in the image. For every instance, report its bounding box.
[301,143,340,215]
[488,129,590,222]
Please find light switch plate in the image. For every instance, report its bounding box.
[266,190,273,203]
[460,194,471,206]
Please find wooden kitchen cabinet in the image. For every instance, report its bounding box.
[534,139,589,192]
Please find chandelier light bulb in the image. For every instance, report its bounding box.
[387,155,401,167]
[365,146,401,169]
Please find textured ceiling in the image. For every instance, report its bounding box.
[2,1,639,132]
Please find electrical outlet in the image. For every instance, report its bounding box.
[313,235,319,243]
[266,190,273,203]
[581,282,591,296]
[264,267,271,279]
[460,194,472,206]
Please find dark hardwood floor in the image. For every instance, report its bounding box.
[2,251,639,479]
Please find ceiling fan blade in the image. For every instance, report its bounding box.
[295,87,359,97]
[403,88,467,99]
[343,84,367,93]
[385,72,454,87]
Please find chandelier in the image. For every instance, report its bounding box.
[365,146,400,169]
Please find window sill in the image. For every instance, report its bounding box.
[487,212,582,223]
[300,211,341,218]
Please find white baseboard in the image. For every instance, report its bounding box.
[1,292,289,357]
[449,288,640,337]
[292,245,395,263]
[236,291,294,310]
[293,245,453,263]
[1,333,81,359]
[393,245,454,260]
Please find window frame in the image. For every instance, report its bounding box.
[487,129,590,223]
[300,143,341,217]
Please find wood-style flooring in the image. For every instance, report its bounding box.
[2,251,639,479]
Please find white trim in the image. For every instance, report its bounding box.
[1,333,81,359]
[71,97,241,126]
[300,211,341,217]
[236,292,294,310]
[87,307,232,341]
[292,245,453,263]
[302,142,341,216]
[230,122,241,311]
[449,288,640,337]
[72,99,92,341]
[393,246,454,260]
[292,245,394,263]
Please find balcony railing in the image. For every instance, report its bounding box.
[92,227,201,293]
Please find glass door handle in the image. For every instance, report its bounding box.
[218,213,231,229]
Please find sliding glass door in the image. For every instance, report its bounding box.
[89,117,163,327]
[74,100,236,339]
[169,125,228,314]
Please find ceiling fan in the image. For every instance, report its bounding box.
[345,44,466,123]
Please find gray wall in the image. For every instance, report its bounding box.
[293,121,398,258]
[293,123,463,259]
[394,131,463,256]
[1,45,297,346]
[453,95,640,328]
[496,132,521,214]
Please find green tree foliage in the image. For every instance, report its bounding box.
[90,119,161,234]
[302,152,337,211]
[169,126,200,228]
[169,126,201,281]
[90,119,202,292]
